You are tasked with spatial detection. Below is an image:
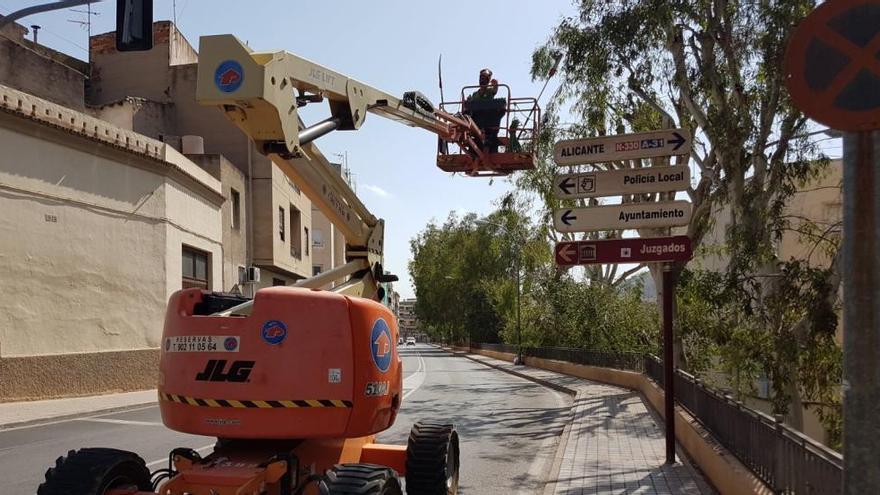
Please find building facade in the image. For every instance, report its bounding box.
[398,298,421,338]
[0,21,362,400]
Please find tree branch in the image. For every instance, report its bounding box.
[612,264,647,286]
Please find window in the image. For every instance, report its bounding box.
[182,246,210,289]
[313,265,323,276]
[278,206,285,242]
[313,228,324,248]
[290,204,302,259]
[272,277,286,286]
[305,227,310,256]
[231,188,241,230]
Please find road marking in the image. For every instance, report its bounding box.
[0,404,158,433]
[74,418,162,426]
[402,349,426,401]
[145,444,215,468]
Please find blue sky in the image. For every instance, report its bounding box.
[1,0,575,298]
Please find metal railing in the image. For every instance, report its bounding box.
[644,356,842,494]
[470,342,518,355]
[468,343,842,494]
[524,346,645,372]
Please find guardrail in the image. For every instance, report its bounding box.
[470,342,518,355]
[524,346,645,372]
[644,356,842,494]
[470,343,843,494]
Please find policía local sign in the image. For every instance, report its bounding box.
[553,200,692,233]
[555,236,693,266]
[555,165,690,199]
[554,128,691,166]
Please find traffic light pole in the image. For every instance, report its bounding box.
[842,131,880,494]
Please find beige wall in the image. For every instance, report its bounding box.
[779,161,842,267]
[311,206,347,285]
[0,103,224,360]
[251,158,313,280]
[0,33,86,111]
[187,154,249,292]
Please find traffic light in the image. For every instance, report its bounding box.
[116,0,153,51]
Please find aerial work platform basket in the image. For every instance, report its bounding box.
[436,84,540,177]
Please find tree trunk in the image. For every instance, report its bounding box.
[649,263,685,368]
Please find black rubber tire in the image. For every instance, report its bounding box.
[319,463,402,494]
[404,420,460,495]
[37,447,152,495]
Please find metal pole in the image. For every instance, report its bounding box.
[843,130,880,495]
[662,262,676,465]
[0,0,101,29]
[515,245,523,365]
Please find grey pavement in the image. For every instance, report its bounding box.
[462,352,716,495]
[0,344,571,495]
[0,389,158,429]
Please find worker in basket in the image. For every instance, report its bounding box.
[466,68,505,153]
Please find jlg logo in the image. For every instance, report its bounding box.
[195,360,255,382]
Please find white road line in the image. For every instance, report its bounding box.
[0,404,158,433]
[74,418,162,426]
[145,444,215,468]
[402,349,426,401]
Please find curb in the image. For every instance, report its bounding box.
[0,399,158,431]
[458,352,577,397]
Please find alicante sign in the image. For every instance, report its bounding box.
[553,128,691,166]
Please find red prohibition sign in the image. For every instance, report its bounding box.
[785,0,880,131]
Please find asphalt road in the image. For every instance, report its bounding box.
[0,344,570,494]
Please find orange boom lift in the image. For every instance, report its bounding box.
[35,21,541,495]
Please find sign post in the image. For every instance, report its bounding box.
[554,165,690,200]
[552,126,694,465]
[553,128,691,166]
[555,236,692,266]
[662,263,675,465]
[553,201,692,233]
[785,1,880,492]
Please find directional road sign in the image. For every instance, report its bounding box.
[555,236,693,266]
[553,128,691,166]
[554,165,690,200]
[553,200,692,233]
[784,0,880,131]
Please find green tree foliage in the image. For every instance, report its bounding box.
[409,197,658,352]
[527,0,842,433]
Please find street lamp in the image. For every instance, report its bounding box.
[476,218,524,365]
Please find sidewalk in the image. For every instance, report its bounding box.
[462,352,716,495]
[0,389,157,429]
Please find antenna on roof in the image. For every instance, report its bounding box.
[68,3,99,40]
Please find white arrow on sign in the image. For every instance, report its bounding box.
[553,128,691,166]
[554,165,690,199]
[557,243,577,263]
[553,200,693,233]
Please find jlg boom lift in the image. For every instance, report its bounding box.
[35,27,540,495]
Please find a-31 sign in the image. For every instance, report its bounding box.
[553,128,691,166]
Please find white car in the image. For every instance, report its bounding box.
[405,337,416,346]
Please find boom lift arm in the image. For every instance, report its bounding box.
[196,35,451,302]
[196,35,537,304]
